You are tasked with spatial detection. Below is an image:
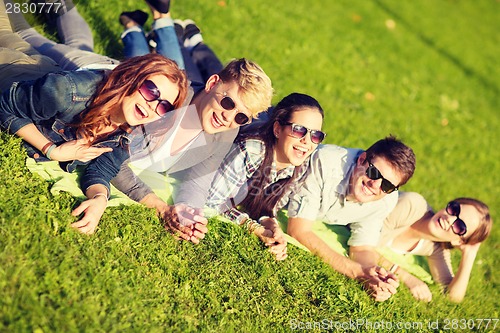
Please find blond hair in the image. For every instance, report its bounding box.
[218,58,273,117]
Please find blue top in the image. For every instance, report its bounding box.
[0,70,133,196]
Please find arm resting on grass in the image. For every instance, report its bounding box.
[349,245,380,268]
[288,217,364,279]
[287,217,398,301]
[71,184,108,234]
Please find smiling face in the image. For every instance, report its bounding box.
[427,203,481,243]
[273,108,324,169]
[347,153,403,203]
[194,75,253,134]
[118,74,180,126]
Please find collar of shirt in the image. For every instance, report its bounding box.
[271,162,295,183]
[336,150,363,206]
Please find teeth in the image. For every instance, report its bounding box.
[294,146,308,153]
[136,104,148,118]
[213,113,223,127]
[362,183,374,196]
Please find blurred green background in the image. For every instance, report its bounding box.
[1,0,498,331]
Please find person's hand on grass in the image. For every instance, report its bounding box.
[159,203,208,244]
[70,195,107,234]
[360,266,399,302]
[50,139,113,162]
[254,217,288,260]
[404,274,432,302]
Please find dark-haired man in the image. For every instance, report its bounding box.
[287,136,416,301]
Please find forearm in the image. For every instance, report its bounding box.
[293,229,364,279]
[16,124,52,153]
[140,192,169,211]
[111,163,153,202]
[377,255,414,285]
[85,184,109,199]
[349,246,380,268]
[446,250,477,303]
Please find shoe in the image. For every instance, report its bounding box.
[182,19,201,41]
[145,0,170,14]
[173,19,184,43]
[146,31,157,49]
[182,19,203,49]
[119,10,149,27]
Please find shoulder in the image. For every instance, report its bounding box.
[212,128,239,143]
[385,192,430,229]
[238,138,266,155]
[312,144,362,165]
[307,144,362,180]
[398,192,428,211]
[33,70,104,97]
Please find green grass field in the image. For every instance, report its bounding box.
[1,0,499,332]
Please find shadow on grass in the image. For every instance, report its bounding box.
[373,0,499,95]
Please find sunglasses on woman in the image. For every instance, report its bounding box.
[446,200,467,236]
[138,80,175,116]
[365,159,399,194]
[215,91,251,125]
[281,122,326,144]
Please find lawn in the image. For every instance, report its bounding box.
[1,0,499,332]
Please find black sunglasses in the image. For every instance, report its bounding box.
[365,160,399,194]
[216,92,251,125]
[446,201,467,236]
[138,80,176,116]
[281,122,326,144]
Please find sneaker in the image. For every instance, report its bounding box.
[119,10,149,28]
[182,19,203,49]
[182,19,201,40]
[173,19,184,43]
[145,0,170,14]
[146,31,157,50]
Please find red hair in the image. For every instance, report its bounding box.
[76,54,188,141]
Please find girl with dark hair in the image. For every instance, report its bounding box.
[376,192,492,302]
[206,93,325,260]
[0,53,188,234]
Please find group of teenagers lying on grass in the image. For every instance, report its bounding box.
[0,0,492,303]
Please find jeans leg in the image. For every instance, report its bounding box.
[190,43,223,83]
[180,46,203,84]
[3,0,39,56]
[121,27,150,59]
[56,7,93,52]
[19,27,118,70]
[152,17,184,69]
[0,2,60,90]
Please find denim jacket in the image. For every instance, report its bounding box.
[0,70,132,196]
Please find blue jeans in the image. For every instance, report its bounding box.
[122,18,185,69]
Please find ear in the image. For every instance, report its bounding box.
[204,74,221,92]
[273,121,281,138]
[357,152,367,166]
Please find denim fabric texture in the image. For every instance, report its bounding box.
[0,69,133,195]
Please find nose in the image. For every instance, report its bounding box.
[300,133,310,145]
[146,100,158,115]
[366,178,383,192]
[444,215,458,229]
[221,110,238,127]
